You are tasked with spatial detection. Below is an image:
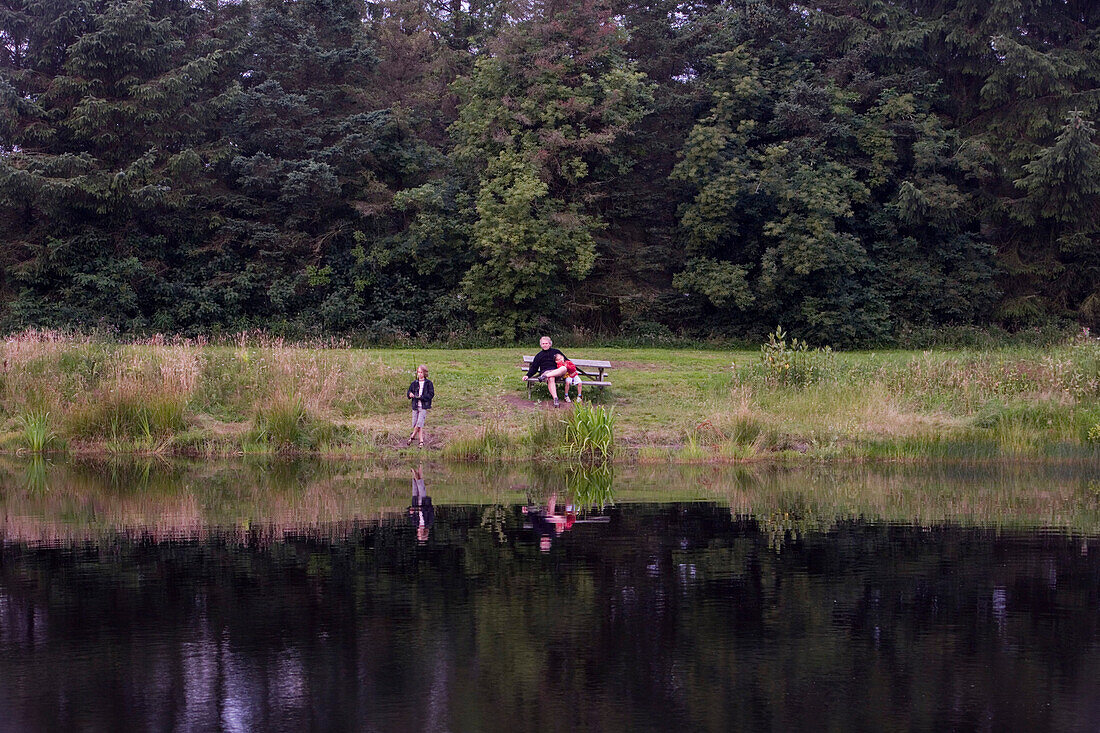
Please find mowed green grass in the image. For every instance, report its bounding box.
[1,334,1100,460]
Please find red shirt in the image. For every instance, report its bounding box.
[563,360,578,377]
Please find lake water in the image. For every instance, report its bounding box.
[1,459,1099,732]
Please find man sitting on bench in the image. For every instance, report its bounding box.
[522,335,568,407]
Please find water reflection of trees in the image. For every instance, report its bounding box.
[1,505,1098,731]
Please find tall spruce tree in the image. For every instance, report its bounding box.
[1013,110,1100,325]
[204,0,435,334]
[0,0,244,329]
[905,0,1100,326]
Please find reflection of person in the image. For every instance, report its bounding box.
[408,465,434,542]
[522,336,567,407]
[555,353,582,403]
[524,492,575,552]
[407,364,434,448]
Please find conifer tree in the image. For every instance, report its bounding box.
[906,0,1100,325]
[0,0,244,328]
[1014,111,1100,325]
[201,0,434,333]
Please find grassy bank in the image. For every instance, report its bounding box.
[2,329,1100,461]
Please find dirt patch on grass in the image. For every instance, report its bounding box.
[500,393,545,410]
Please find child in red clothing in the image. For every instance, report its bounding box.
[554,353,583,403]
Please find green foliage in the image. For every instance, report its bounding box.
[563,404,615,460]
[17,411,59,453]
[0,0,1098,341]
[462,153,598,340]
[759,326,834,388]
[446,1,655,339]
[918,0,1100,325]
[671,9,999,345]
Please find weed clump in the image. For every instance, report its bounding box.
[441,420,511,460]
[758,326,834,387]
[66,384,187,441]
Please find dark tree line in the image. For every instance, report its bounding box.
[2,0,1098,345]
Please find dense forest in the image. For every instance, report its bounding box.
[1,0,1098,345]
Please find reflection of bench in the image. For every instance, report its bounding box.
[521,356,612,400]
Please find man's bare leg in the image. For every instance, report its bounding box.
[542,365,567,402]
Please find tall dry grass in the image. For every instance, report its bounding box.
[0,330,402,451]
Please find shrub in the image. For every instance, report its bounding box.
[759,326,833,387]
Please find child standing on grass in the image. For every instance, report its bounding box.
[407,364,434,448]
[555,353,582,403]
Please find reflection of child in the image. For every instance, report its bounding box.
[554,353,582,403]
[408,466,434,543]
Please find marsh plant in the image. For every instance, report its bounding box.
[65,382,187,441]
[525,409,568,457]
[441,418,510,460]
[564,404,615,459]
[18,411,59,453]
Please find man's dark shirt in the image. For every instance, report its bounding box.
[526,348,565,378]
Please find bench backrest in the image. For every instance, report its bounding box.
[522,355,612,369]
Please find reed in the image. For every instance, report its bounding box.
[17,411,59,453]
[563,404,615,460]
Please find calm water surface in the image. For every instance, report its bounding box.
[1,460,1099,732]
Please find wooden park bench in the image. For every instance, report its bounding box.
[520,355,612,400]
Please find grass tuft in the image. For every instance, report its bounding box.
[440,419,511,460]
[18,411,60,453]
[249,395,314,452]
[66,385,186,441]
